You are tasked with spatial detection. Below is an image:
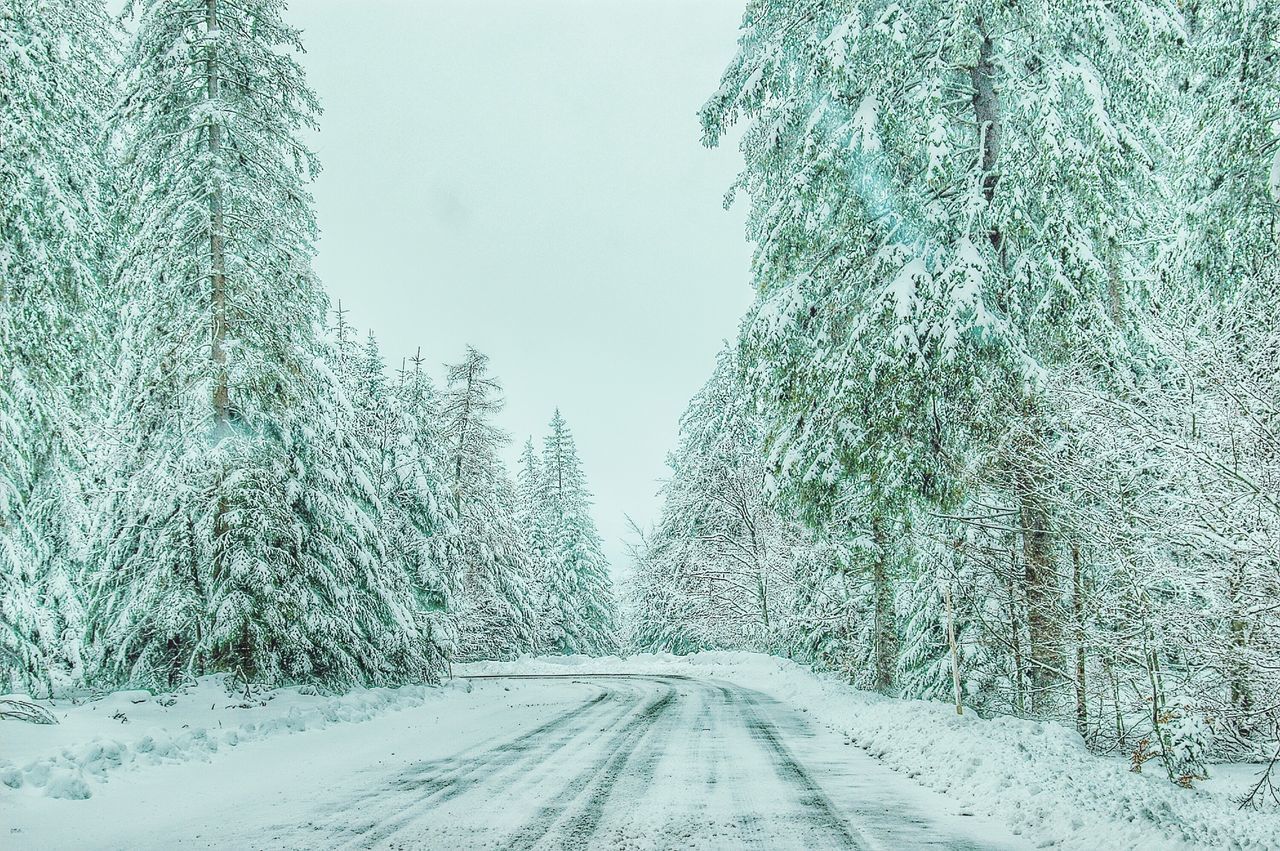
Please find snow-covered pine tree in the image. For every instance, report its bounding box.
[441,347,538,660]
[539,410,618,656]
[701,0,1181,710]
[389,350,463,675]
[333,330,456,680]
[516,437,555,652]
[516,439,544,538]
[90,0,430,688]
[0,0,116,692]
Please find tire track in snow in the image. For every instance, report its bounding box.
[711,682,776,851]
[590,679,751,850]
[532,678,690,849]
[331,681,633,848]
[502,677,678,850]
[728,685,871,849]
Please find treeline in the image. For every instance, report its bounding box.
[629,0,1280,789]
[0,0,616,694]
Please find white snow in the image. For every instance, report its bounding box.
[850,93,880,153]
[0,676,457,800]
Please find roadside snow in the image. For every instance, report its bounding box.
[0,676,457,800]
[462,652,1280,851]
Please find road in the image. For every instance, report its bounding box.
[311,674,1019,850]
[6,673,1025,850]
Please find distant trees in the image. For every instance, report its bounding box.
[630,347,800,655]
[0,1,619,694]
[629,0,1280,785]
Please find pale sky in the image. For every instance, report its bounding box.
[291,1,753,577]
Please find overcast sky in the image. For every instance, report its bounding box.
[289,1,753,577]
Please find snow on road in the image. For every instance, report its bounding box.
[4,668,1021,850]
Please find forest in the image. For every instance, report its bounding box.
[0,0,617,695]
[627,0,1280,794]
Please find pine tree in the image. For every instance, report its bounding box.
[516,437,554,651]
[540,410,618,655]
[389,351,463,673]
[701,0,1181,707]
[0,0,115,692]
[90,0,428,688]
[441,347,538,659]
[334,330,455,680]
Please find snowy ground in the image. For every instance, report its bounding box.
[2,653,1277,849]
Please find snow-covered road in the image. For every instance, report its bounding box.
[381,673,1021,850]
[6,671,1023,850]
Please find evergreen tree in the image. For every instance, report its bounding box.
[441,347,538,659]
[90,0,428,687]
[0,0,115,691]
[516,437,554,651]
[337,330,456,679]
[540,410,618,655]
[389,351,463,673]
[701,0,1180,707]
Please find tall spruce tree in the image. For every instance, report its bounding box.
[516,437,554,651]
[441,347,538,659]
[389,351,463,673]
[0,0,115,691]
[701,0,1180,707]
[90,0,428,687]
[540,410,618,655]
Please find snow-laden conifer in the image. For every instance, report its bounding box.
[539,410,618,655]
[91,0,429,688]
[441,347,538,659]
[0,0,115,692]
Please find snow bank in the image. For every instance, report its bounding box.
[0,676,448,800]
[462,652,1280,850]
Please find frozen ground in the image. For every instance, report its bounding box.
[2,652,1277,849]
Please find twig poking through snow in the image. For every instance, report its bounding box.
[0,699,57,725]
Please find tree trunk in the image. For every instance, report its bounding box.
[1146,644,1176,782]
[1105,651,1125,748]
[870,516,895,692]
[749,514,770,631]
[1015,464,1064,716]
[1006,551,1024,715]
[453,362,473,513]
[970,19,1003,257]
[207,0,228,434]
[1227,560,1253,736]
[205,0,231,668]
[1072,544,1088,739]
[944,583,963,715]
